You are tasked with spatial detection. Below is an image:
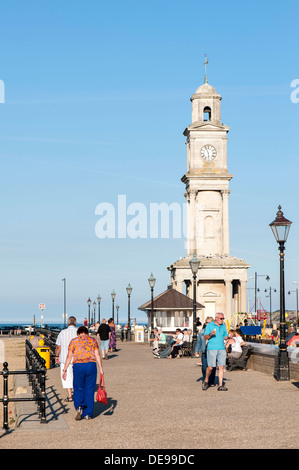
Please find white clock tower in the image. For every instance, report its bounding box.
[168,68,249,322]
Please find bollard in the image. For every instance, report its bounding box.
[39,366,47,423]
[2,362,9,430]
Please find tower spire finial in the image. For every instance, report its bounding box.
[204,54,208,84]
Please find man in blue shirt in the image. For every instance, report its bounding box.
[203,312,228,391]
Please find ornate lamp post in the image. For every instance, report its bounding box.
[148,273,156,335]
[270,205,292,381]
[87,298,91,326]
[126,284,133,341]
[97,295,101,323]
[111,290,116,322]
[189,253,200,355]
[116,305,119,325]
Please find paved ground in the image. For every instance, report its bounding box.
[0,337,299,449]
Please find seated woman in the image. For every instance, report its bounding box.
[226,328,245,359]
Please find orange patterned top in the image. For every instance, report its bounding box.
[68,335,98,363]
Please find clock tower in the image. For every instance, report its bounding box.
[168,72,249,323]
[183,81,232,257]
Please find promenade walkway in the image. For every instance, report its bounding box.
[1,340,299,449]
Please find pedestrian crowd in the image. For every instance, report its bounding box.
[32,311,299,422]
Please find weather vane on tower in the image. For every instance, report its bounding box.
[204,54,208,84]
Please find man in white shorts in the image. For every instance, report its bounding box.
[55,316,78,402]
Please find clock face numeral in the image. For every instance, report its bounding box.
[201,145,217,161]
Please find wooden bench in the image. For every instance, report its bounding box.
[226,344,252,371]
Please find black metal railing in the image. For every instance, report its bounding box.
[0,339,47,430]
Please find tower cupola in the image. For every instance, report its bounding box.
[191,83,222,124]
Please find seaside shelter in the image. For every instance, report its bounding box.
[138,285,204,333]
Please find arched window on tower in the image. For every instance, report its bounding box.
[203,106,211,122]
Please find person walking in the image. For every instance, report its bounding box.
[196,317,216,386]
[97,318,111,359]
[55,316,78,402]
[108,318,117,352]
[62,326,104,420]
[203,312,229,391]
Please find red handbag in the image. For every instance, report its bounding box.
[96,374,107,404]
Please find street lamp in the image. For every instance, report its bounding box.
[126,284,133,341]
[97,295,101,323]
[189,253,200,355]
[288,281,298,327]
[255,272,270,312]
[62,278,66,328]
[87,298,91,326]
[148,273,156,335]
[111,290,116,322]
[270,205,292,381]
[116,305,119,325]
[265,287,277,328]
[92,301,96,325]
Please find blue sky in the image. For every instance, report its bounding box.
[1,0,299,323]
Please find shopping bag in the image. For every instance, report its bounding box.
[96,374,107,404]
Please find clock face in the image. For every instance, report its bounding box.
[201,145,217,161]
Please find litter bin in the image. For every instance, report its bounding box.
[36,346,51,369]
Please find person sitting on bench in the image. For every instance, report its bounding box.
[226,328,245,360]
[169,328,184,358]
